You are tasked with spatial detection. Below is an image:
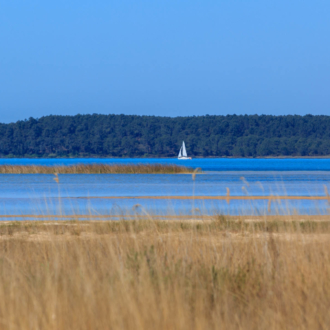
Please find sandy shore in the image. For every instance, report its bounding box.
[1,214,329,222]
[71,195,330,200]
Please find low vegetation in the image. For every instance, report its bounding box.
[0,217,330,329]
[0,163,193,174]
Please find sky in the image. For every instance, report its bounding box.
[1,0,330,123]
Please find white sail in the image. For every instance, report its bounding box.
[182,141,187,157]
[178,141,191,159]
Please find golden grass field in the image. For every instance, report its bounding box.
[1,215,330,330]
[0,163,193,174]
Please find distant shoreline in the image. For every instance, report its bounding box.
[0,156,330,159]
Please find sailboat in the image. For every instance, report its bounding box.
[178,141,192,160]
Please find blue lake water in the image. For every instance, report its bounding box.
[1,159,330,218]
[1,157,330,171]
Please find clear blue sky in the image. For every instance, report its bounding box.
[1,0,330,123]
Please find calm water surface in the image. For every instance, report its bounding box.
[1,159,330,218]
[2,157,330,171]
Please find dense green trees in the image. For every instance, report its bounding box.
[1,114,330,157]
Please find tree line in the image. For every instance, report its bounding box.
[0,114,330,157]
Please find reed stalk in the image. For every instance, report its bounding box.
[0,217,329,329]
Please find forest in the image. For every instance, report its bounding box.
[1,114,330,157]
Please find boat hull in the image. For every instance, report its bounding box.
[178,157,192,160]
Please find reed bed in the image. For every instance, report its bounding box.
[1,217,330,329]
[0,163,193,174]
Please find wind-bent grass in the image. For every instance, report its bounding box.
[1,216,330,329]
[0,163,193,174]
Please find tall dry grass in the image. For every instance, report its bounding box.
[0,163,193,174]
[0,217,330,329]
